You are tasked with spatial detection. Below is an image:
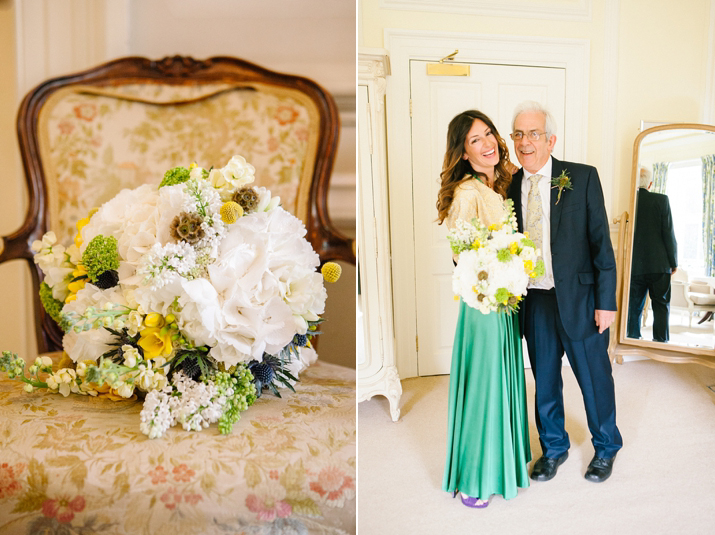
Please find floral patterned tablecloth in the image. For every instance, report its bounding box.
[0,360,355,535]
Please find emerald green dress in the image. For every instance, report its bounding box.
[442,177,531,500]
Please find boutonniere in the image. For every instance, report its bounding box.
[550,170,573,205]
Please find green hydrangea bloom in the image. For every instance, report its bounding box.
[82,235,120,282]
[520,236,535,248]
[39,282,64,325]
[532,260,546,278]
[497,248,512,263]
[159,166,191,188]
[494,288,511,304]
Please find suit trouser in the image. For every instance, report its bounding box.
[524,290,623,460]
[627,272,671,342]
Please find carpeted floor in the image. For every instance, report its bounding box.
[358,359,715,534]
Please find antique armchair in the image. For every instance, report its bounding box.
[0,56,356,534]
[1,55,354,354]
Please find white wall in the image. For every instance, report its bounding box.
[359,0,713,217]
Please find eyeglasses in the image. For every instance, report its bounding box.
[510,131,548,141]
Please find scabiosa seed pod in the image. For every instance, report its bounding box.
[232,187,259,213]
[170,212,205,244]
[293,333,308,347]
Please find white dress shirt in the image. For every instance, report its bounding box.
[521,157,555,290]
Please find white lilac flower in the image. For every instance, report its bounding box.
[138,372,230,438]
[137,241,198,289]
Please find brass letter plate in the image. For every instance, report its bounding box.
[426,63,470,76]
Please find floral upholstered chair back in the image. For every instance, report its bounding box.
[6,56,353,352]
[41,83,318,246]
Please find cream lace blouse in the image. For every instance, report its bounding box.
[446,176,508,232]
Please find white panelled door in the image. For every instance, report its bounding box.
[410,60,566,376]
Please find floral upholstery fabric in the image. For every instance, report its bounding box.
[38,84,318,246]
[0,357,356,535]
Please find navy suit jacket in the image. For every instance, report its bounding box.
[509,157,618,341]
[631,188,677,276]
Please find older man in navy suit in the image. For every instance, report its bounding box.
[627,168,678,342]
[508,101,622,483]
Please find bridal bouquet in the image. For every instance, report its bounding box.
[448,200,544,314]
[0,155,340,439]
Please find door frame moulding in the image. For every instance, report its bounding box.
[384,29,590,378]
[379,0,592,22]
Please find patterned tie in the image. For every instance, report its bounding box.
[526,174,544,268]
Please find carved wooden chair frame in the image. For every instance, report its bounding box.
[1,55,354,353]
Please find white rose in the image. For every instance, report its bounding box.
[221,155,255,187]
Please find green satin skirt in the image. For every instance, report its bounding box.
[442,300,531,500]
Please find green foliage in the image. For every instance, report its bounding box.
[82,235,119,283]
[159,166,191,188]
[39,282,64,325]
[214,365,257,435]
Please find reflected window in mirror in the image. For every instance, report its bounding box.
[665,161,705,275]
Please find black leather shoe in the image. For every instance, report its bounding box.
[584,455,615,483]
[530,452,569,482]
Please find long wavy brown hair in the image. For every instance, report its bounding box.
[436,110,513,224]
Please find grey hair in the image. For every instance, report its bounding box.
[639,167,652,188]
[512,101,557,137]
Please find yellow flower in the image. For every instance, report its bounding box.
[524,231,530,239]
[143,313,165,329]
[471,239,481,249]
[189,162,198,169]
[67,279,86,294]
[220,201,244,224]
[509,242,519,254]
[453,295,460,301]
[73,209,98,248]
[321,262,342,283]
[138,327,173,359]
[488,224,497,231]
[524,260,534,272]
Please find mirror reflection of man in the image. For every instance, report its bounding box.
[627,167,678,343]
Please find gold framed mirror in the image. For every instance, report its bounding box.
[611,123,715,368]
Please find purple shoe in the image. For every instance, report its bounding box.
[460,493,489,508]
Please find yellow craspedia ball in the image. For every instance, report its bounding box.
[220,201,243,224]
[321,262,342,283]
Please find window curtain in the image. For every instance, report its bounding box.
[702,155,715,276]
[652,162,669,194]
